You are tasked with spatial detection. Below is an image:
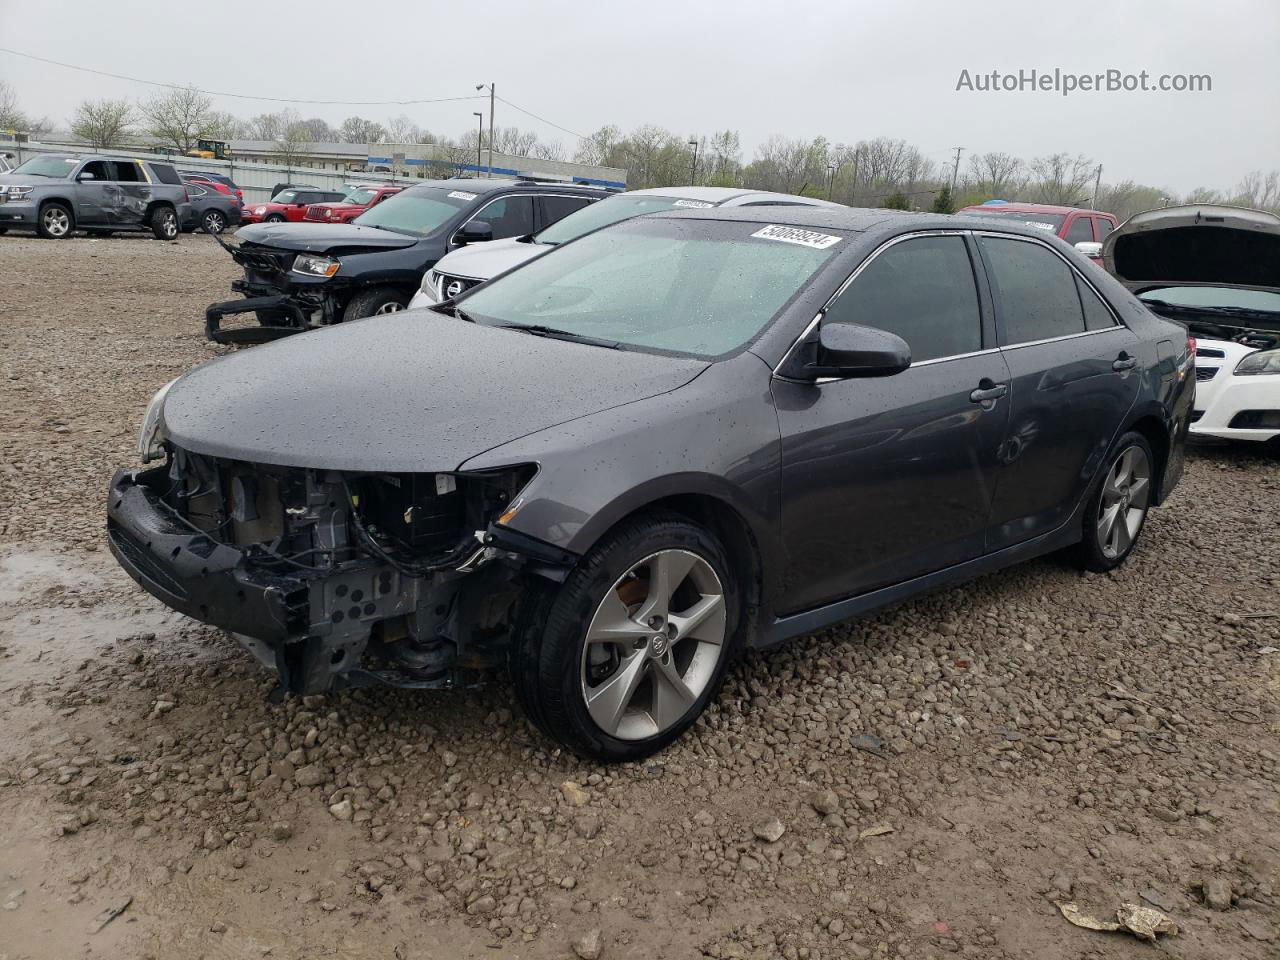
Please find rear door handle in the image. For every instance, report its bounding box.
[969,382,1008,403]
[1113,354,1138,372]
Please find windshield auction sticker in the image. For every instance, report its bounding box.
[751,225,842,249]
[448,191,478,201]
[672,199,714,208]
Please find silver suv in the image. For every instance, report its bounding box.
[0,153,191,240]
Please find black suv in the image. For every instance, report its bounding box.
[206,178,611,343]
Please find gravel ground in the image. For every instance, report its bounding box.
[1,233,1278,960]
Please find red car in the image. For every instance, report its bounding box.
[304,184,403,224]
[241,187,348,225]
[181,173,244,205]
[957,202,1117,264]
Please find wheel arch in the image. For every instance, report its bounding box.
[38,196,75,218]
[1122,406,1174,505]
[144,199,175,223]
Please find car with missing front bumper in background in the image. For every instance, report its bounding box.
[110,206,1191,761]
[1103,203,1280,444]
[205,178,610,343]
[410,186,844,308]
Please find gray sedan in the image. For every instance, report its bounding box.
[106,206,1193,761]
[182,182,242,234]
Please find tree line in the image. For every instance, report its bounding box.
[4,80,1278,220]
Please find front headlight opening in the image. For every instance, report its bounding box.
[1234,349,1280,376]
[137,378,178,463]
[292,255,340,278]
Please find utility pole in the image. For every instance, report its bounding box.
[950,146,965,196]
[1092,164,1103,209]
[850,146,861,206]
[476,83,495,177]
[827,163,836,201]
[473,112,484,175]
[688,139,699,185]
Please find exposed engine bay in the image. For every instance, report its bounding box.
[107,450,569,697]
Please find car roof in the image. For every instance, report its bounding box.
[958,202,1109,216]
[656,204,1084,241]
[616,185,840,207]
[407,178,608,195]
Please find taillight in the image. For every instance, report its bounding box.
[183,187,190,202]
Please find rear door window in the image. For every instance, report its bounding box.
[1094,217,1114,239]
[112,161,145,182]
[538,195,593,231]
[981,236,1086,343]
[823,234,983,362]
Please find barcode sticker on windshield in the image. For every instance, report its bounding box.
[673,199,714,208]
[448,190,477,201]
[1024,220,1056,231]
[751,224,842,249]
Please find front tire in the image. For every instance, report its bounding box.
[1073,431,1154,572]
[342,287,410,322]
[150,206,179,240]
[263,213,285,223]
[38,202,74,239]
[512,514,740,762]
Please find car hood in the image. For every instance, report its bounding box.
[0,173,69,186]
[233,221,420,252]
[161,311,708,472]
[1103,204,1280,297]
[433,236,546,281]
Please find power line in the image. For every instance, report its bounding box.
[495,95,588,141]
[0,46,486,107]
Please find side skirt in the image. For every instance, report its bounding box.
[757,507,1084,649]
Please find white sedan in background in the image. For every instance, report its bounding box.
[410,185,843,308]
[1103,204,1280,444]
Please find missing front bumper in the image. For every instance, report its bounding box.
[205,294,315,345]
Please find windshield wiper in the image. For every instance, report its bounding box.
[497,323,620,349]
[431,304,477,323]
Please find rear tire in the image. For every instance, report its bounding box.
[1072,431,1154,572]
[150,206,179,240]
[511,513,740,762]
[342,287,410,322]
[37,202,73,239]
[201,210,227,234]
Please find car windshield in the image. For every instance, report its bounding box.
[1139,286,1280,315]
[456,218,843,358]
[11,155,79,178]
[535,194,712,245]
[342,187,377,206]
[962,209,1065,231]
[272,190,299,203]
[352,185,477,237]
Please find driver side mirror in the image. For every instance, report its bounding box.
[455,220,493,245]
[788,322,912,380]
[77,172,96,181]
[1074,240,1103,258]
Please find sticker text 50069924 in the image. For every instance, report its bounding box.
[750,224,843,249]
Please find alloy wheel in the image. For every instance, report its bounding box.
[161,211,178,239]
[375,301,405,314]
[43,207,70,237]
[579,549,727,740]
[204,211,225,233]
[1096,445,1151,559]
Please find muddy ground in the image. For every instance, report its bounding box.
[0,232,1277,960]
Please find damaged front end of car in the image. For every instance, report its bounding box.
[107,445,571,698]
[204,234,331,345]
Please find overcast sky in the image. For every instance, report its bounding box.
[1,0,1276,193]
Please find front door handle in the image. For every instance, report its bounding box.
[1113,353,1138,372]
[970,381,1008,403]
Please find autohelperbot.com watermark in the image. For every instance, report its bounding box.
[955,68,1212,96]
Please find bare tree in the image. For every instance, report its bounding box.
[385,114,422,144]
[1233,170,1280,211]
[708,130,741,184]
[70,98,135,149]
[204,110,242,140]
[1183,187,1223,204]
[1027,152,1095,204]
[967,151,1023,199]
[530,140,566,161]
[142,85,215,153]
[246,113,284,141]
[340,116,385,144]
[272,110,308,168]
[0,79,49,132]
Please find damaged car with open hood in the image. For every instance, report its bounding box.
[110,206,1191,761]
[1104,204,1280,444]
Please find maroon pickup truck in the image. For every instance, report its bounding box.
[304,184,403,224]
[957,202,1117,264]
